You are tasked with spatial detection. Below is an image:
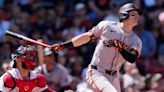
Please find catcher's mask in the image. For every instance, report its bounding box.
[119,3,142,22]
[11,45,38,70]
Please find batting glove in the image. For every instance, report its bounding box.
[51,43,64,52]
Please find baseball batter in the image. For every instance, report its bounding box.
[51,3,142,92]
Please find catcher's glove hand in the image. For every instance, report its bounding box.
[51,43,64,52]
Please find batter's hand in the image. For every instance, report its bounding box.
[51,43,64,52]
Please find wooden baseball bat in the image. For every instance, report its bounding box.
[5,30,51,48]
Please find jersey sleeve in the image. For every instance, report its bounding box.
[130,36,142,57]
[90,21,110,38]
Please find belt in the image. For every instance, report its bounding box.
[91,65,117,76]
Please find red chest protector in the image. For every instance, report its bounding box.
[4,73,46,92]
[14,78,38,92]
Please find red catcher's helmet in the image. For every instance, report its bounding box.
[11,45,38,70]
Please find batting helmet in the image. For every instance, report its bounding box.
[119,3,142,22]
[11,45,38,70]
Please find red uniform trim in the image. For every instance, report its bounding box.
[89,69,102,92]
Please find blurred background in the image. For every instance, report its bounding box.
[0,0,163,92]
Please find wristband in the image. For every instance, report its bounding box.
[62,40,74,48]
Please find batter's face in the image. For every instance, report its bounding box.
[128,10,140,26]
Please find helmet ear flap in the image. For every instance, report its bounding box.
[119,12,129,22]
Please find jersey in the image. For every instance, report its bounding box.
[36,64,72,90]
[0,68,48,92]
[86,20,142,92]
[90,20,142,70]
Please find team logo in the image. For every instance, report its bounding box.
[24,86,29,91]
[103,40,113,47]
[103,39,129,50]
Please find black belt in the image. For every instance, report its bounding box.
[91,65,117,76]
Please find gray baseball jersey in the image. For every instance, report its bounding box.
[90,20,142,70]
[86,20,142,92]
[36,64,72,90]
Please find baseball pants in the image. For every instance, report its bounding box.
[86,66,120,92]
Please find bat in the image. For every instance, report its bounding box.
[5,30,51,48]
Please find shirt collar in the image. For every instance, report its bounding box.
[117,22,133,36]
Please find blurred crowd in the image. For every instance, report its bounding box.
[0,0,163,92]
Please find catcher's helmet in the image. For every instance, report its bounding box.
[11,45,38,70]
[119,3,142,22]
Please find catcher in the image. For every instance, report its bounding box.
[0,45,56,92]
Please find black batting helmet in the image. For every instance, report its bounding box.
[119,3,142,22]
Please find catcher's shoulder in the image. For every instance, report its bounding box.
[2,72,15,88]
[37,73,47,87]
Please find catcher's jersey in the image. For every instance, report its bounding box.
[90,20,142,70]
[0,68,48,92]
[36,64,72,90]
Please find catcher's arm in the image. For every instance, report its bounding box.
[51,31,93,52]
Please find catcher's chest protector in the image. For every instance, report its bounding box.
[14,79,38,92]
[3,69,47,92]
[4,73,39,92]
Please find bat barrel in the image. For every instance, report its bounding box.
[5,30,23,40]
[5,30,51,48]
